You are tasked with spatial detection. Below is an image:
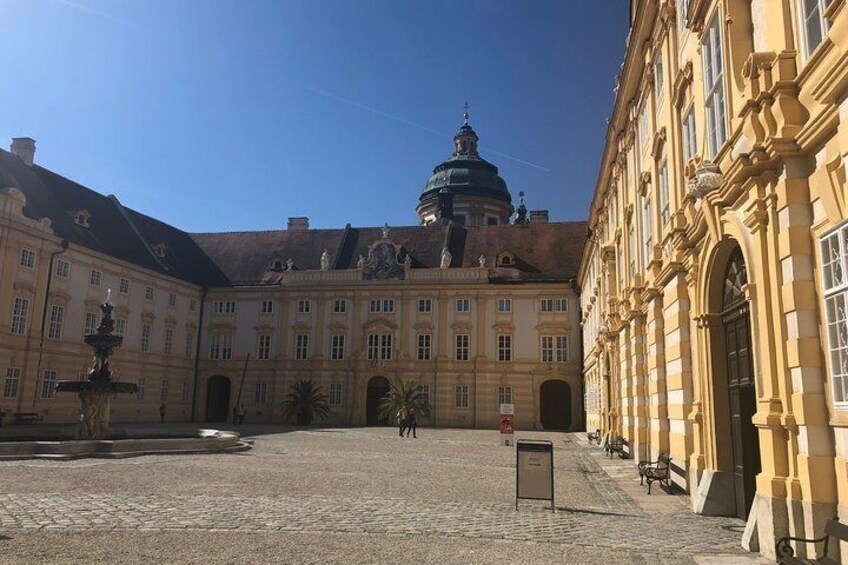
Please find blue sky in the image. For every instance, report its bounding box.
[0,0,630,232]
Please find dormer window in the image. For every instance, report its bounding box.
[152,243,166,258]
[497,251,516,267]
[268,258,284,272]
[71,209,91,228]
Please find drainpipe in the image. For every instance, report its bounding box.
[31,238,69,411]
[190,287,208,422]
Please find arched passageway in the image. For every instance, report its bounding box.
[540,379,571,430]
[366,376,391,426]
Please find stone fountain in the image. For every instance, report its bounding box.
[55,293,138,439]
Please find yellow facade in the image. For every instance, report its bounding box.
[580,0,848,559]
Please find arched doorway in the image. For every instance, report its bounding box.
[206,375,231,422]
[713,246,761,519]
[540,379,571,430]
[366,376,390,426]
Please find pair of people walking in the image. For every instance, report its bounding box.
[396,407,417,438]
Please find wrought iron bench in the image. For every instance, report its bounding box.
[605,435,626,459]
[13,412,43,425]
[637,453,672,494]
[776,517,847,564]
[587,429,601,445]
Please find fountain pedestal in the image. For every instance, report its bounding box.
[55,299,137,440]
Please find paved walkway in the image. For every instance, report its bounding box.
[0,427,770,564]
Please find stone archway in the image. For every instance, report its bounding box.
[206,375,231,422]
[366,376,390,426]
[708,244,762,520]
[540,379,571,430]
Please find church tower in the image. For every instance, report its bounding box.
[417,106,514,226]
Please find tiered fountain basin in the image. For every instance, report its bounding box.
[0,428,251,460]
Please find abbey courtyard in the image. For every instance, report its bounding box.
[3,0,848,563]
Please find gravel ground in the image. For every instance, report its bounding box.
[0,426,769,564]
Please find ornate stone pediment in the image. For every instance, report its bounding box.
[364,317,397,332]
[362,227,405,281]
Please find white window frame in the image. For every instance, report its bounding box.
[136,377,145,401]
[4,367,21,399]
[455,384,469,408]
[329,382,343,407]
[498,334,513,362]
[11,297,29,335]
[417,333,431,361]
[417,384,430,405]
[297,299,311,314]
[702,8,727,158]
[820,224,848,408]
[456,298,470,312]
[798,0,832,60]
[497,298,512,313]
[164,328,174,355]
[160,378,169,402]
[84,311,98,335]
[119,277,130,294]
[333,299,347,314]
[47,304,64,340]
[295,334,310,360]
[89,269,102,287]
[541,335,554,363]
[455,334,470,361]
[56,259,70,278]
[418,298,432,313]
[643,195,654,268]
[498,385,513,406]
[331,334,345,360]
[19,248,36,269]
[185,332,194,358]
[260,300,274,314]
[682,103,697,161]
[659,157,670,225]
[255,380,268,404]
[41,370,57,399]
[144,285,154,301]
[141,324,152,352]
[257,334,271,360]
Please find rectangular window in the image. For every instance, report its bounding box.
[820,225,848,408]
[497,298,512,313]
[703,9,727,157]
[141,324,151,352]
[41,370,57,399]
[160,378,169,402]
[89,269,102,287]
[417,384,430,406]
[540,299,554,312]
[56,259,70,278]
[369,299,381,313]
[136,377,145,401]
[455,384,469,408]
[418,298,432,313]
[333,299,347,314]
[366,333,392,360]
[556,335,569,363]
[331,334,345,360]
[164,328,174,355]
[367,333,380,360]
[257,334,271,360]
[20,248,36,269]
[659,158,670,225]
[498,334,513,362]
[185,332,194,358]
[380,333,393,360]
[189,298,197,312]
[119,277,129,294]
[654,50,664,103]
[498,385,513,406]
[799,0,832,59]
[295,334,309,360]
[541,335,554,363]
[383,299,395,313]
[115,318,126,346]
[417,333,432,361]
[213,301,236,314]
[455,334,469,361]
[255,381,268,404]
[678,0,691,30]
[643,196,654,268]
[297,299,311,314]
[555,298,568,312]
[639,102,649,147]
[329,382,343,406]
[181,380,191,404]
[456,299,470,312]
[84,312,98,335]
[260,300,274,314]
[682,104,697,161]
[629,224,636,277]
[3,367,21,399]
[11,297,29,335]
[168,292,177,307]
[144,285,154,300]
[210,333,233,360]
[47,305,64,340]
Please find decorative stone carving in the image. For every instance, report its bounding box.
[687,161,723,198]
[478,255,487,267]
[403,254,412,268]
[320,249,331,271]
[362,239,404,281]
[357,255,365,269]
[440,247,452,269]
[285,258,295,271]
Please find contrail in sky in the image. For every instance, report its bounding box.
[297,82,552,172]
[53,0,141,29]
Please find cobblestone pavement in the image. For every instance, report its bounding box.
[0,427,770,564]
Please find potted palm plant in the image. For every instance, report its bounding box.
[280,379,331,425]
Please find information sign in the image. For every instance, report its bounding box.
[515,439,554,511]
[499,403,514,446]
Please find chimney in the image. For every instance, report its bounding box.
[287,216,309,231]
[10,137,36,167]
[529,210,549,224]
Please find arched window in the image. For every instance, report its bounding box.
[722,248,747,310]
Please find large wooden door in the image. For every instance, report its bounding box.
[722,249,761,520]
[540,380,571,430]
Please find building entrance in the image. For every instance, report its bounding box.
[719,248,761,519]
[540,379,571,430]
[206,375,231,422]
[366,376,390,426]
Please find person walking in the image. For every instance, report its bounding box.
[396,407,407,437]
[406,408,417,439]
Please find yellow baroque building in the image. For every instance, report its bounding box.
[0,114,585,433]
[579,0,848,560]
